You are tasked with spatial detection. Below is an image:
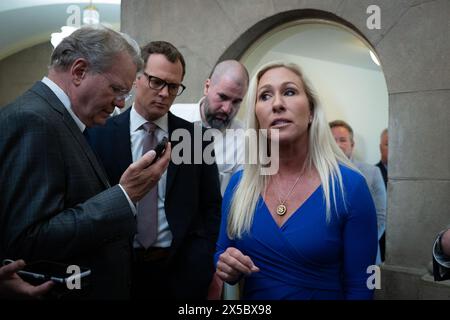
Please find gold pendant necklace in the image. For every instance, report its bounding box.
[276,204,287,216]
[273,164,307,216]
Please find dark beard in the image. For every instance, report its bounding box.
[204,99,231,130]
[207,116,230,130]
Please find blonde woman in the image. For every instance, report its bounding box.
[214,62,377,300]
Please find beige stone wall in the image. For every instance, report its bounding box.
[122,0,450,298]
[0,42,53,107]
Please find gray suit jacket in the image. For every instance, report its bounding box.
[0,81,136,299]
[353,161,387,239]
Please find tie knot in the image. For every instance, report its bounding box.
[143,122,157,133]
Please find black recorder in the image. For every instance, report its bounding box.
[2,259,91,288]
[150,136,169,165]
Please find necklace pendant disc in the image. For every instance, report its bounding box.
[276,204,287,216]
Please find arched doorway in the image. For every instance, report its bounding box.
[230,16,388,164]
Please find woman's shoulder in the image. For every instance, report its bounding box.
[223,170,244,199]
[337,163,368,193]
[229,170,244,187]
[337,163,374,206]
[338,163,365,182]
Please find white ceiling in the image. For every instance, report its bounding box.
[0,0,120,60]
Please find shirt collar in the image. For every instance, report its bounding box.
[130,104,168,134]
[41,76,86,132]
[197,97,210,128]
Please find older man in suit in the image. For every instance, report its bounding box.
[375,129,388,261]
[0,26,170,299]
[87,41,222,300]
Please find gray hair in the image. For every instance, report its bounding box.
[50,25,143,73]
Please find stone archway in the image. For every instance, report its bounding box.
[217,9,370,62]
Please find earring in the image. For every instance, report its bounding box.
[309,116,313,123]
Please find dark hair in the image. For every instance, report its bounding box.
[141,41,186,79]
[50,25,143,73]
[329,120,354,142]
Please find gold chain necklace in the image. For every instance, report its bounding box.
[273,164,307,216]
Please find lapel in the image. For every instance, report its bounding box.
[111,109,134,175]
[31,82,111,188]
[165,112,181,198]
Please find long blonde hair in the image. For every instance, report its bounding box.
[227,61,355,239]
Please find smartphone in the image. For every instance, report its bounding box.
[2,259,91,285]
[150,136,169,165]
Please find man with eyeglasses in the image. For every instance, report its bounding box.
[0,26,170,299]
[87,41,222,300]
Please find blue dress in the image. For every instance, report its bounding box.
[214,165,378,300]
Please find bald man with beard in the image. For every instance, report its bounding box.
[171,60,249,195]
[171,60,249,299]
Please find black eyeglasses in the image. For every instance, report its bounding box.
[99,73,132,101]
[143,72,186,96]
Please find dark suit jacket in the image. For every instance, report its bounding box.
[375,161,387,188]
[87,108,222,299]
[375,161,387,261]
[0,82,137,299]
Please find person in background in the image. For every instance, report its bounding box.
[330,120,386,265]
[215,61,377,300]
[376,128,388,187]
[375,128,388,261]
[171,60,249,195]
[171,60,249,299]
